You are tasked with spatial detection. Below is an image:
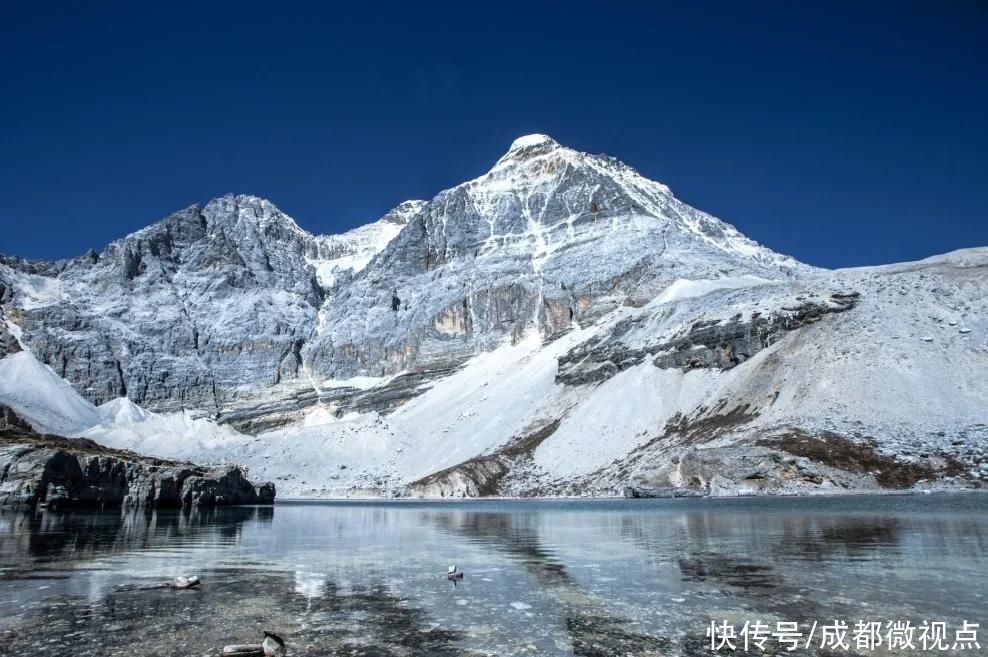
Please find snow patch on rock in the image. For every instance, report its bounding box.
[0,351,100,435]
[508,134,557,151]
[83,410,248,457]
[97,397,154,424]
[651,275,776,306]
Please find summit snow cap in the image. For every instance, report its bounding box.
[507,133,559,151]
[490,134,564,170]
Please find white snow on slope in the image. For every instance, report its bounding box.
[571,248,988,460]
[534,364,719,478]
[651,275,775,305]
[0,337,230,447]
[0,333,249,460]
[97,397,154,424]
[735,255,988,444]
[307,200,426,288]
[82,410,248,456]
[387,328,594,481]
[308,222,404,288]
[84,326,602,496]
[0,351,100,435]
[3,272,68,310]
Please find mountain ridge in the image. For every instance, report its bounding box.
[1,135,985,499]
[1,134,809,412]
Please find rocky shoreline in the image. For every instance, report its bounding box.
[0,407,275,509]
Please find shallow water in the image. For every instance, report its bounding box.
[0,495,986,656]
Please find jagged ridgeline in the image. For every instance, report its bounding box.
[0,137,803,415]
[1,135,985,498]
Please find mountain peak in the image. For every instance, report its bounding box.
[507,133,559,152]
[489,134,565,172]
[380,200,427,225]
[201,193,306,236]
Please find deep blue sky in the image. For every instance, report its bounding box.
[1,1,986,267]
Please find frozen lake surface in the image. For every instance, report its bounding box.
[1,495,986,656]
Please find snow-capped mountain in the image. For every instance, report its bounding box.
[303,134,809,384]
[1,135,985,498]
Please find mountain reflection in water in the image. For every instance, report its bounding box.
[0,495,985,656]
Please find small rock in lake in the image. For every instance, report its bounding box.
[170,575,201,589]
[262,631,287,657]
[447,565,464,580]
[222,645,264,657]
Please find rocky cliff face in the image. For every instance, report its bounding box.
[0,194,435,426]
[303,135,808,382]
[0,196,324,413]
[0,407,275,509]
[557,291,861,385]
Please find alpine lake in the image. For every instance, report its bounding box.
[0,495,986,657]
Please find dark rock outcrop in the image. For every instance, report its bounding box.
[652,293,860,370]
[0,308,21,359]
[218,364,461,433]
[557,292,860,385]
[0,404,32,431]
[405,419,561,498]
[0,424,275,509]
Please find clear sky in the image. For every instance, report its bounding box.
[1,0,986,267]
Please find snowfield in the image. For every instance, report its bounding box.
[0,351,100,435]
